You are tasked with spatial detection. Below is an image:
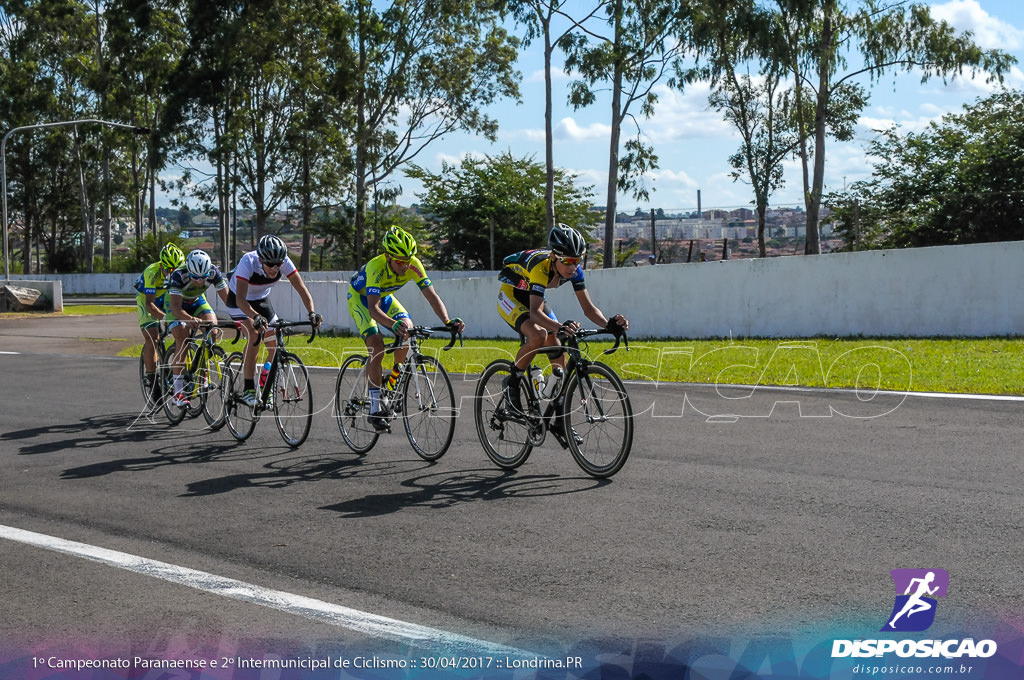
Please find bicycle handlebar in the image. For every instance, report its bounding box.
[253,319,320,346]
[388,324,464,351]
[557,326,629,355]
[183,319,243,344]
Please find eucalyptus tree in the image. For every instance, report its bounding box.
[767,0,1015,254]
[701,0,800,257]
[280,0,355,270]
[560,0,688,268]
[502,0,603,232]
[1,0,102,272]
[161,0,251,265]
[346,0,520,264]
[103,0,187,259]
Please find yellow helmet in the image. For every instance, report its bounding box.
[159,243,185,270]
[382,226,417,259]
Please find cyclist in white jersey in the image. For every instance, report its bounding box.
[225,234,321,406]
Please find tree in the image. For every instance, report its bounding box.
[406,152,596,270]
[827,90,1024,249]
[561,0,687,268]
[766,0,1015,254]
[709,71,800,257]
[503,0,603,233]
[346,0,520,265]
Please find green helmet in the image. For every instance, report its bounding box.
[382,226,417,259]
[159,243,185,270]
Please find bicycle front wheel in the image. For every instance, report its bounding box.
[402,355,456,461]
[562,362,633,478]
[162,342,188,425]
[273,354,313,447]
[202,345,229,430]
[224,351,258,441]
[474,360,533,469]
[334,354,379,453]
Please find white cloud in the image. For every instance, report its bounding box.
[930,0,1024,50]
[553,117,610,143]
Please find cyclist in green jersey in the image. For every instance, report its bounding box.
[165,250,231,407]
[347,226,464,431]
[133,243,185,396]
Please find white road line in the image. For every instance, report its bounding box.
[0,524,530,657]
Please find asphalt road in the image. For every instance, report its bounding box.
[0,313,1021,671]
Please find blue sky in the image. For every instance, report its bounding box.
[163,1,1024,217]
[396,0,1024,215]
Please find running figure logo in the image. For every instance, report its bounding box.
[881,569,949,632]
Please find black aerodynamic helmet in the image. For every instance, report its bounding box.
[548,223,587,258]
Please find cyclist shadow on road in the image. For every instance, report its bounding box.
[59,436,243,480]
[320,468,609,518]
[178,450,379,497]
[3,413,182,457]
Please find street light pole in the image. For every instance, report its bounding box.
[2,118,149,282]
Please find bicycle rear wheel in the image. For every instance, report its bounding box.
[273,354,313,447]
[474,360,533,469]
[562,361,633,478]
[224,351,259,441]
[402,355,456,461]
[202,345,229,430]
[334,354,379,454]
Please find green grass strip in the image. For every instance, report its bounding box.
[118,335,1024,396]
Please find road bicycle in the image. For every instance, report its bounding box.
[139,321,172,410]
[224,319,318,447]
[160,320,240,428]
[474,327,633,478]
[334,325,461,461]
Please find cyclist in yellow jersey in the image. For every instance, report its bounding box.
[497,223,628,415]
[348,226,465,431]
[133,243,185,396]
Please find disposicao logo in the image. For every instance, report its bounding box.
[881,568,949,632]
[831,569,998,660]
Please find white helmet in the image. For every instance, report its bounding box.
[185,250,214,278]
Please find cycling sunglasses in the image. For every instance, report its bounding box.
[261,259,284,268]
[389,256,412,266]
[557,256,582,266]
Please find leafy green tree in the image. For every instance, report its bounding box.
[827,90,1024,249]
[346,0,520,265]
[503,0,602,233]
[561,0,686,268]
[765,0,1015,254]
[407,152,595,270]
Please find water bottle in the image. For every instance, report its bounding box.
[541,365,563,399]
[529,366,545,395]
[259,361,272,387]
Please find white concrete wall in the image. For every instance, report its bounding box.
[13,239,1024,338]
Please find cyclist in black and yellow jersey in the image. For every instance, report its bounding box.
[348,226,465,431]
[497,223,628,414]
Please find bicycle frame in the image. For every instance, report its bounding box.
[246,320,319,411]
[334,324,461,460]
[475,326,633,478]
[380,325,462,411]
[519,329,628,446]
